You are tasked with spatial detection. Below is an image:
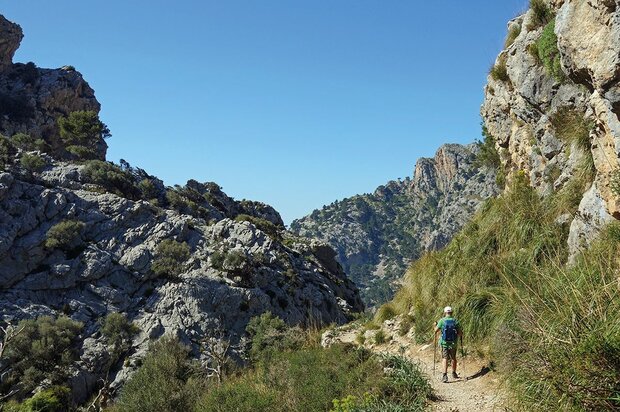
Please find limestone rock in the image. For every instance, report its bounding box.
[481,0,620,259]
[0,15,22,71]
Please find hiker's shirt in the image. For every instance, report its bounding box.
[436,316,461,348]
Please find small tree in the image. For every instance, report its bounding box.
[101,313,139,363]
[45,219,85,251]
[151,239,191,278]
[58,111,110,159]
[1,316,82,398]
[113,336,203,412]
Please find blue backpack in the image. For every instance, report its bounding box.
[441,318,457,343]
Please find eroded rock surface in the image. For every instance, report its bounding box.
[481,0,620,258]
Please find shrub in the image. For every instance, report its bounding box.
[528,0,554,30]
[223,250,247,273]
[536,21,565,82]
[151,239,191,278]
[21,386,71,412]
[102,313,139,360]
[20,153,47,172]
[113,336,203,412]
[138,178,159,200]
[374,330,386,345]
[489,56,510,83]
[245,312,305,362]
[57,111,110,159]
[379,354,433,409]
[255,345,383,412]
[83,160,139,199]
[44,219,85,250]
[11,133,47,152]
[504,24,521,48]
[194,381,279,412]
[549,107,593,151]
[474,124,501,170]
[0,135,16,168]
[375,304,397,323]
[234,214,281,240]
[210,250,225,270]
[1,316,82,396]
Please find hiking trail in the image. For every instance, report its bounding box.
[329,322,507,412]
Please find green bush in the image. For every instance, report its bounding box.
[113,336,203,412]
[21,386,71,412]
[528,0,554,30]
[374,330,386,345]
[151,239,191,278]
[1,316,82,396]
[505,25,521,48]
[223,250,247,273]
[20,153,47,172]
[195,381,279,412]
[474,124,502,175]
[138,178,159,200]
[210,250,225,270]
[11,133,47,152]
[245,312,305,362]
[536,21,565,82]
[0,135,16,169]
[83,160,139,199]
[57,111,110,159]
[489,57,510,83]
[102,313,139,361]
[234,214,282,240]
[44,219,85,250]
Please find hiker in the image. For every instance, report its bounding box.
[434,306,462,383]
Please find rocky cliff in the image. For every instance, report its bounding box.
[482,0,620,258]
[0,14,362,403]
[291,144,499,306]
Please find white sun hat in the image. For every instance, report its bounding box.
[444,306,453,313]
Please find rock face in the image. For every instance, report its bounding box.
[0,14,22,71]
[0,15,104,160]
[291,144,499,307]
[0,14,362,403]
[481,0,620,258]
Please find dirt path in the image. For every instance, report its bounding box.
[333,326,507,411]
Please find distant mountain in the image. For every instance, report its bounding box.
[291,143,499,306]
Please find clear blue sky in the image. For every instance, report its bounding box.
[2,1,526,224]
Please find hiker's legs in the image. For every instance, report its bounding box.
[451,357,457,373]
[442,358,448,373]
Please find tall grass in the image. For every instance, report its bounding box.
[388,172,620,410]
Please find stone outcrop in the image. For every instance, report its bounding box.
[481,0,620,258]
[0,14,22,71]
[291,144,499,307]
[0,14,362,403]
[0,15,104,160]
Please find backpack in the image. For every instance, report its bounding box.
[441,318,457,343]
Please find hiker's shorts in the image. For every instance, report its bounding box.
[441,347,456,360]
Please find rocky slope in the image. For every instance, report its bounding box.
[291,144,499,306]
[0,15,362,402]
[482,0,620,257]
